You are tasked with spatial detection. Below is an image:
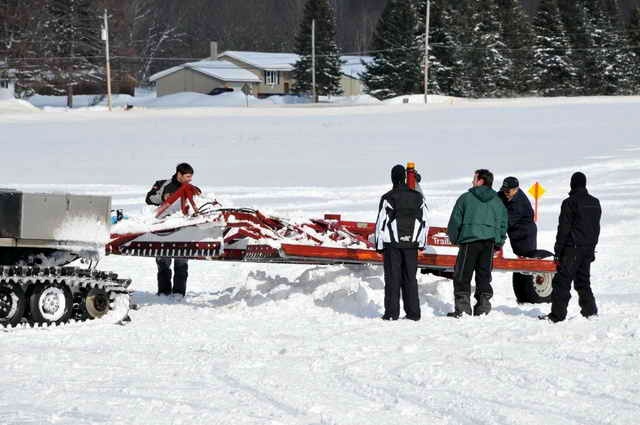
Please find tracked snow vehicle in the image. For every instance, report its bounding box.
[0,189,131,327]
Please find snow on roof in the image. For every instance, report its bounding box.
[341,56,373,80]
[220,51,300,71]
[149,60,261,83]
[149,53,374,83]
[220,51,374,80]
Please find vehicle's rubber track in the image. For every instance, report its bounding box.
[0,266,132,328]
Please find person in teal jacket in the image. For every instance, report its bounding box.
[446,169,508,317]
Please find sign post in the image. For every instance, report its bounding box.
[528,182,547,222]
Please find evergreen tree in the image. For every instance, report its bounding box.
[292,0,343,99]
[446,1,474,98]
[531,0,578,96]
[497,0,536,95]
[579,0,633,95]
[361,0,423,100]
[416,0,462,96]
[556,0,587,94]
[462,0,512,98]
[40,0,103,106]
[627,5,640,94]
[600,0,637,94]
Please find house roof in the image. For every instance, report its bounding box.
[220,51,300,72]
[341,56,373,80]
[220,51,373,80]
[149,54,374,83]
[149,60,261,83]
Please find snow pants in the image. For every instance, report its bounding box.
[452,239,494,315]
[383,246,420,320]
[156,257,189,296]
[550,247,597,321]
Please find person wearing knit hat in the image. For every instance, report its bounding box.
[498,176,543,303]
[375,164,429,321]
[540,172,602,322]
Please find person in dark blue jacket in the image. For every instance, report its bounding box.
[498,177,541,303]
[540,172,601,323]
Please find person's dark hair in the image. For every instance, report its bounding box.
[176,163,194,175]
[475,169,494,188]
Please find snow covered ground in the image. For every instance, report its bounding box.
[1,98,640,424]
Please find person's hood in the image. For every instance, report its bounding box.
[469,185,498,203]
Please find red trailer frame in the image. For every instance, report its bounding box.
[107,184,557,277]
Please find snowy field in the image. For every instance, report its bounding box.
[1,97,640,424]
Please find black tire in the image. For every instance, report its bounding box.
[513,272,553,304]
[0,281,27,327]
[29,281,73,325]
[512,273,529,303]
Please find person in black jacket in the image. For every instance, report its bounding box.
[498,177,538,303]
[145,163,196,297]
[375,165,429,321]
[541,172,601,322]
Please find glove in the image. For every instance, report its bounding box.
[494,245,503,252]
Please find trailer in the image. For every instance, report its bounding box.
[108,182,556,302]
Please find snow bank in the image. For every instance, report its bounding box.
[0,87,13,100]
[26,91,383,110]
[0,98,39,113]
[384,94,463,104]
[29,93,137,108]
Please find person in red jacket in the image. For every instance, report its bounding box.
[145,163,195,297]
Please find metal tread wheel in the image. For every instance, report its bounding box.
[29,281,73,325]
[0,281,27,327]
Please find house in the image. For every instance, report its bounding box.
[149,60,261,97]
[340,55,373,97]
[218,51,299,96]
[150,42,373,98]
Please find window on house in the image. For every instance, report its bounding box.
[264,71,280,86]
[0,79,8,89]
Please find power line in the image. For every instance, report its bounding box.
[3,40,640,67]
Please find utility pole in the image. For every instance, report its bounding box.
[424,0,431,105]
[311,19,317,103]
[102,9,113,112]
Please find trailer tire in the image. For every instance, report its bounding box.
[513,272,553,304]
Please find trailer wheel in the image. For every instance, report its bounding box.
[0,281,26,327]
[29,282,73,325]
[513,272,553,304]
[533,272,554,300]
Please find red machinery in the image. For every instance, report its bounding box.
[107,183,557,291]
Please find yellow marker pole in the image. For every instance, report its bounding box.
[528,182,547,222]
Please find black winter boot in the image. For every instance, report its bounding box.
[473,295,492,316]
[448,295,472,317]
